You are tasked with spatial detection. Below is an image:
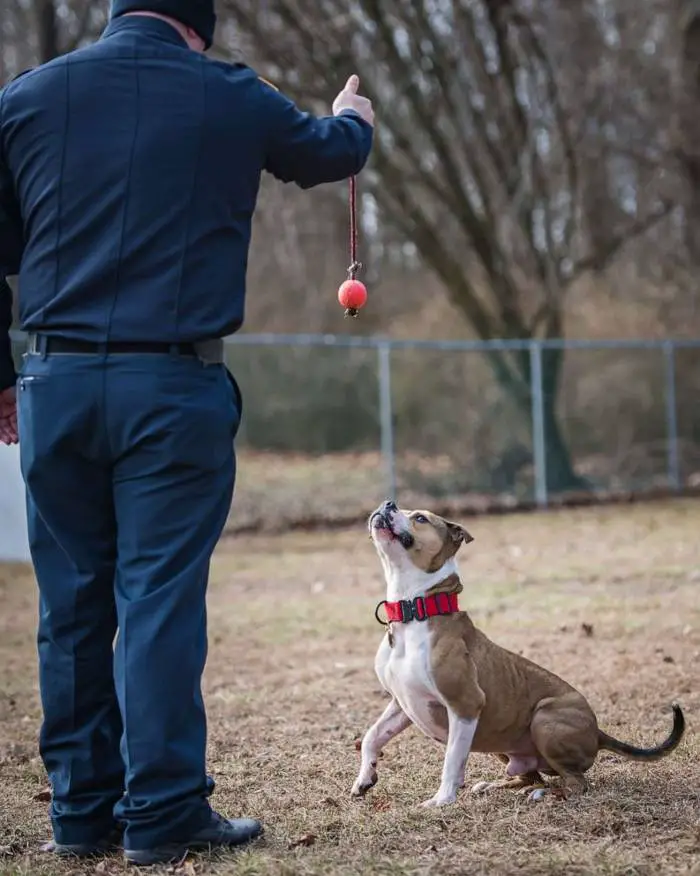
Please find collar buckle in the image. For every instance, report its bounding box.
[375,592,458,626]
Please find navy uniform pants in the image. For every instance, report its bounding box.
[16,348,240,851]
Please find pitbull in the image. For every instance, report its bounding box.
[351,501,685,807]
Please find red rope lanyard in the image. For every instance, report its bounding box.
[347,175,361,281]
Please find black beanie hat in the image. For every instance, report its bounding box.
[110,0,216,49]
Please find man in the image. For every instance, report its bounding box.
[0,0,373,866]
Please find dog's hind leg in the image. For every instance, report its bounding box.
[525,768,587,802]
[471,755,546,796]
[472,772,546,795]
[351,698,411,797]
[528,696,596,803]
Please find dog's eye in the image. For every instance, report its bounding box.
[414,514,428,524]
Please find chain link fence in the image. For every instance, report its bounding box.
[10,333,700,532]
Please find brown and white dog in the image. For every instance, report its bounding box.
[351,500,685,808]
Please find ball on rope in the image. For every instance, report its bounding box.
[338,174,368,319]
[338,278,368,318]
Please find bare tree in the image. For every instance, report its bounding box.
[222,0,678,491]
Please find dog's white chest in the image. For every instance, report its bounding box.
[375,623,448,744]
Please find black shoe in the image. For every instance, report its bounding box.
[43,824,124,858]
[124,811,263,866]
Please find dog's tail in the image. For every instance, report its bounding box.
[598,703,685,761]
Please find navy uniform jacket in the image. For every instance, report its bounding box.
[0,15,373,391]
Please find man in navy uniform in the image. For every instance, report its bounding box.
[0,0,373,865]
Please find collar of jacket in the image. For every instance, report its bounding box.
[101,15,189,50]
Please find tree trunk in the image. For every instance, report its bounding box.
[491,346,589,497]
[34,0,60,63]
[539,346,589,494]
[540,391,588,495]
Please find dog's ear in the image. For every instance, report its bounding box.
[446,520,474,548]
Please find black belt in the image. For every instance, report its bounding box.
[27,334,197,356]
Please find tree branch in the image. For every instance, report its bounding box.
[572,201,675,277]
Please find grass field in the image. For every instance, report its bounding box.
[226,450,700,534]
[1,499,700,875]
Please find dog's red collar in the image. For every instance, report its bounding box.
[374,592,460,625]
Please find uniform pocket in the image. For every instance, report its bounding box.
[16,375,46,445]
[151,367,237,473]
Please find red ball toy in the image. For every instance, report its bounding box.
[338,279,368,317]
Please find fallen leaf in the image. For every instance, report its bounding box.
[164,853,190,872]
[0,843,21,856]
[370,797,391,811]
[33,787,52,802]
[289,833,316,849]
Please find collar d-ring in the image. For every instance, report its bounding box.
[374,600,389,626]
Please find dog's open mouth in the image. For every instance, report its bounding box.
[370,511,415,549]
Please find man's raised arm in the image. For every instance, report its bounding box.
[261,74,374,189]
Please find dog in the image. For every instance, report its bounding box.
[351,500,685,808]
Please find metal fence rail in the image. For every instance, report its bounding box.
[10,331,700,515]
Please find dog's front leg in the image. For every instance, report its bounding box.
[421,709,479,808]
[351,698,411,797]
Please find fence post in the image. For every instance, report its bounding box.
[663,340,681,491]
[529,340,548,508]
[377,341,397,501]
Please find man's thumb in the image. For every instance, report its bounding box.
[344,74,360,94]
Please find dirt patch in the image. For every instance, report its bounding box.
[1,500,699,875]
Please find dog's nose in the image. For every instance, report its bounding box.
[382,499,397,512]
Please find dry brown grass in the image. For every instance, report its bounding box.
[227,451,700,535]
[1,500,700,876]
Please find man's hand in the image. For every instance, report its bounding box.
[332,75,374,127]
[0,386,18,445]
